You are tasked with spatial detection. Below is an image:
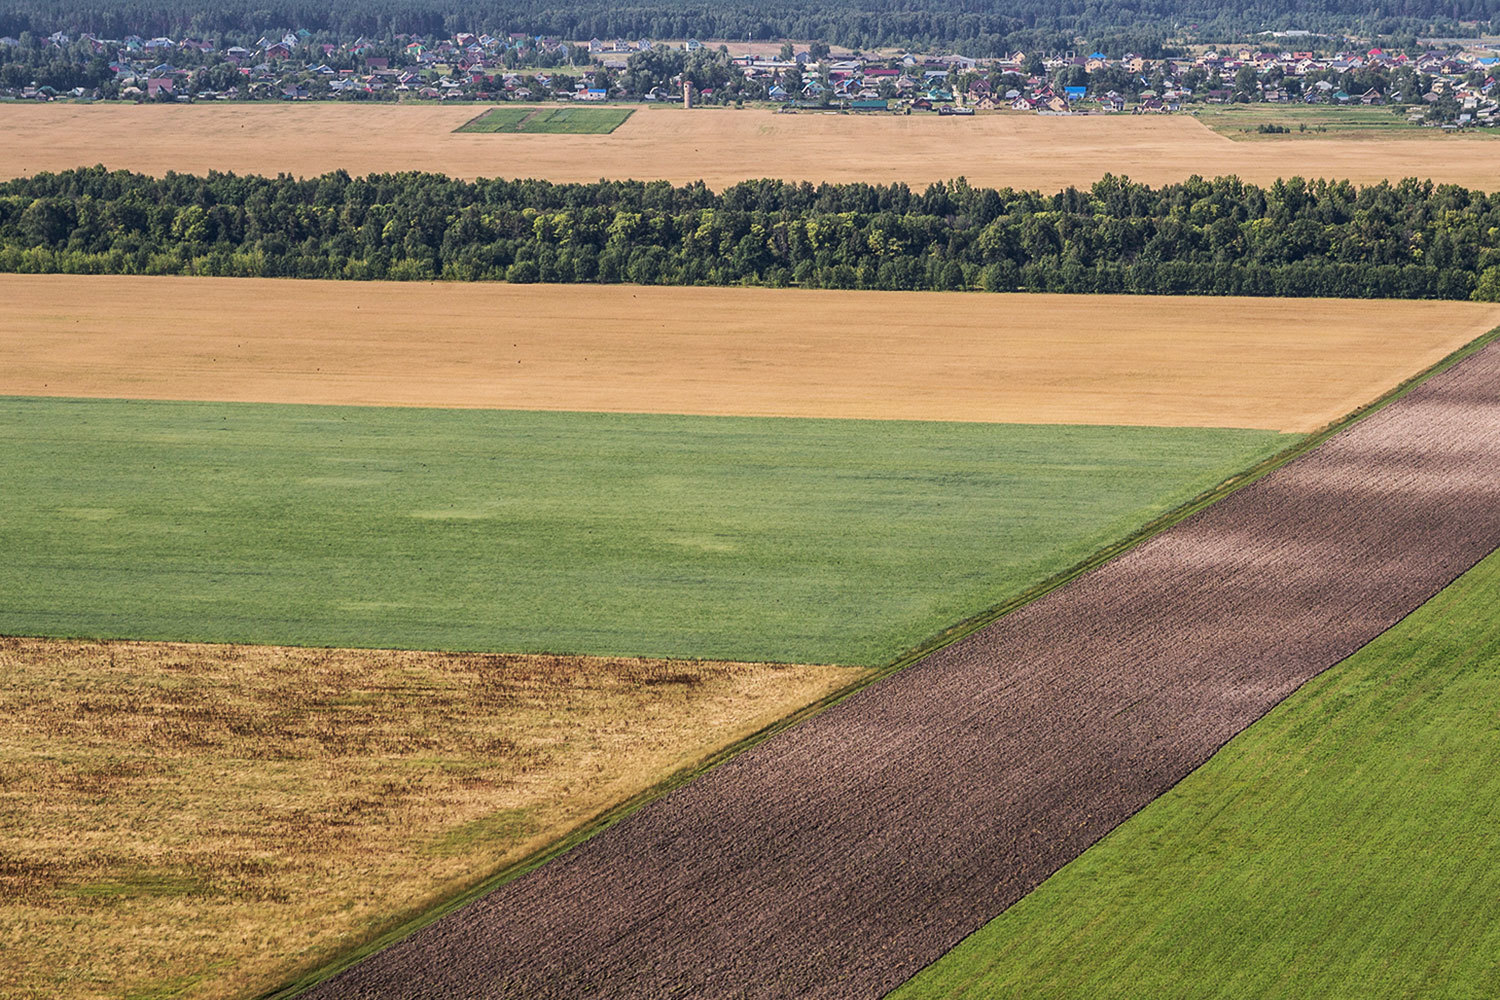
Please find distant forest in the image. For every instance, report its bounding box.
[4,167,1500,300]
[3,0,1499,56]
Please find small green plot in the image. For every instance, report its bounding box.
[1193,103,1495,140]
[453,106,533,132]
[455,106,634,134]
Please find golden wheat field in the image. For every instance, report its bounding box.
[3,274,1497,432]
[0,636,862,1000]
[3,103,1500,190]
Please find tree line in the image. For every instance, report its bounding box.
[4,0,1498,57]
[3,167,1499,301]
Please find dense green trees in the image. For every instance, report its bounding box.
[3,167,1498,300]
[4,0,1497,57]
[623,47,750,99]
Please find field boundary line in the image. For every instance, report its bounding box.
[256,322,1500,1000]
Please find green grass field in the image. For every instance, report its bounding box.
[455,106,634,134]
[892,547,1500,998]
[0,397,1288,665]
[453,106,533,131]
[1193,103,1492,139]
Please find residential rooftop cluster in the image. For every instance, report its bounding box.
[2,27,1497,125]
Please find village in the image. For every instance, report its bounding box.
[3,26,1500,126]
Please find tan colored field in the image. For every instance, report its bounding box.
[0,635,861,1000]
[4,103,1500,190]
[3,274,1498,432]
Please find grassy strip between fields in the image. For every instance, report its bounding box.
[261,324,1500,1000]
[454,106,634,133]
[890,544,1500,999]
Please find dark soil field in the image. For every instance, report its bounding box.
[307,341,1500,1000]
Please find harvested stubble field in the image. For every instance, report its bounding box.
[0,636,863,1000]
[894,546,1500,999]
[6,275,1497,432]
[4,103,1500,190]
[0,396,1286,665]
[307,339,1500,999]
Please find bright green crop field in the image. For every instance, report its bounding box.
[1192,103,1500,140]
[0,397,1288,665]
[455,106,634,134]
[893,547,1500,998]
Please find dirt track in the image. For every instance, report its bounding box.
[4,103,1500,190]
[308,339,1500,999]
[6,274,1497,432]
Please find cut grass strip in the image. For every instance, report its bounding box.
[0,400,1288,666]
[889,545,1500,1000]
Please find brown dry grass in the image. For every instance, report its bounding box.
[3,274,1498,432]
[0,635,863,1000]
[3,103,1500,190]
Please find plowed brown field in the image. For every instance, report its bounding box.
[5,274,1496,431]
[307,340,1500,1000]
[3,103,1500,190]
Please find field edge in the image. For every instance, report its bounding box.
[256,321,1500,1000]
